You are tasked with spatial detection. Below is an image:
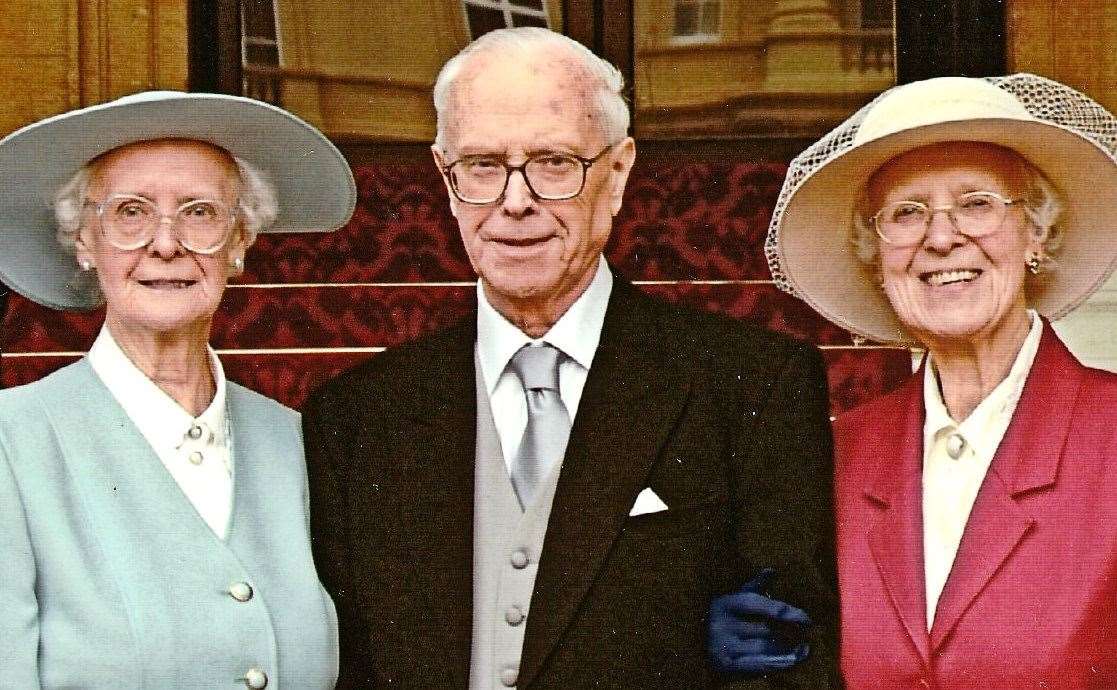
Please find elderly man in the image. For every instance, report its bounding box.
[304,27,839,689]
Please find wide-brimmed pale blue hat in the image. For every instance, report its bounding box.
[0,90,356,310]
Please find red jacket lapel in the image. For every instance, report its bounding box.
[859,369,934,662]
[929,323,1084,649]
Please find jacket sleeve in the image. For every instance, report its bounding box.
[0,442,43,689]
[726,341,842,689]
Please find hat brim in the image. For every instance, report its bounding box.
[0,92,356,310]
[776,117,1117,344]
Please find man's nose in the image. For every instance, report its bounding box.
[501,168,537,217]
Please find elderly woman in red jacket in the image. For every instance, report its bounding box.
[711,74,1117,688]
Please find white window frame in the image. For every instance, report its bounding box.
[460,0,552,39]
[240,0,283,67]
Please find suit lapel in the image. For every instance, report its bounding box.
[223,383,298,554]
[929,323,1080,649]
[347,321,478,687]
[44,360,232,546]
[518,281,692,687]
[864,372,933,662]
[411,322,478,688]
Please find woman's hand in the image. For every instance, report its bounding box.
[708,568,812,675]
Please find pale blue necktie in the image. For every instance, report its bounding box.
[508,344,572,509]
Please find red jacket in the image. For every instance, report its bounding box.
[835,324,1117,689]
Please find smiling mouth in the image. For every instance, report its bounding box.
[138,279,197,290]
[489,235,554,247]
[921,269,981,287]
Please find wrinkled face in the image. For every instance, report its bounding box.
[868,142,1041,347]
[432,48,635,319]
[75,139,247,337]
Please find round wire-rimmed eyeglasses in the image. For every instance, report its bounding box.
[871,191,1023,247]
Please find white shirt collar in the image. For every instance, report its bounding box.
[88,326,229,454]
[923,310,1043,456]
[476,256,613,395]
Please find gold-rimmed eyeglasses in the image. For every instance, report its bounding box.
[88,194,237,255]
[440,145,615,205]
[871,191,1022,247]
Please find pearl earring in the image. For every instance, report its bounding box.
[231,256,244,272]
[1026,255,1042,275]
[79,260,92,271]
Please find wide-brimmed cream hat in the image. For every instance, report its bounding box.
[0,90,356,310]
[766,74,1117,344]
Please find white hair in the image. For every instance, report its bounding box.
[53,144,279,303]
[432,27,629,150]
[851,149,1065,273]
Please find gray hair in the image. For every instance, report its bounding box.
[53,148,278,303]
[432,27,629,150]
[851,153,1065,273]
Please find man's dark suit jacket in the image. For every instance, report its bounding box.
[303,277,840,689]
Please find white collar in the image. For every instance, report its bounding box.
[923,310,1043,453]
[476,257,613,395]
[88,326,229,453]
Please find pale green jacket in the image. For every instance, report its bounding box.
[0,358,338,689]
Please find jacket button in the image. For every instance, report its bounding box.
[228,581,254,602]
[510,549,529,569]
[188,451,204,465]
[243,668,267,688]
[504,605,525,626]
[500,666,518,687]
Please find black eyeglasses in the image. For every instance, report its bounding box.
[440,145,615,204]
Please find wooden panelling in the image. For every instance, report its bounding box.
[1007,0,1117,114]
[271,0,566,141]
[0,0,187,137]
[1006,0,1117,372]
[0,1,81,133]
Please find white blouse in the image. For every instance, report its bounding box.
[921,310,1043,626]
[88,326,234,538]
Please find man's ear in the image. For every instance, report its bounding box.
[607,137,636,217]
[431,145,459,218]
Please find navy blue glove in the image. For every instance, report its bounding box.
[708,568,812,675]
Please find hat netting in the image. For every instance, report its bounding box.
[765,73,1117,298]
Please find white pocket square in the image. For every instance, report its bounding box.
[629,487,669,516]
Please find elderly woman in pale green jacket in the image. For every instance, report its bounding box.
[0,91,354,689]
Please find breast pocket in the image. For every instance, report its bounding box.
[620,493,724,541]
